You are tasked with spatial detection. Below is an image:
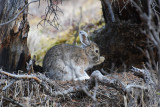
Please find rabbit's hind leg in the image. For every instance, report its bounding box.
[45,67,69,80]
[74,73,90,81]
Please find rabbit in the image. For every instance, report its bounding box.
[43,31,105,81]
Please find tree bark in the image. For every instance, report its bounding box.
[92,23,147,72]
[0,0,30,72]
[90,0,157,72]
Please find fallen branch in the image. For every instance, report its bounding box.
[0,70,42,83]
[40,79,95,97]
[130,66,155,86]
[0,70,91,97]
[0,69,151,99]
[81,79,98,106]
[52,85,83,96]
[36,73,56,87]
[125,84,147,92]
[91,70,126,94]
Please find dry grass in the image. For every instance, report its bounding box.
[1,70,155,107]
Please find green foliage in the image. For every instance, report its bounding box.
[156,92,160,95]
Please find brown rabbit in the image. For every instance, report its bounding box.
[43,31,105,81]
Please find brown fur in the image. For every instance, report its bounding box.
[43,31,105,81]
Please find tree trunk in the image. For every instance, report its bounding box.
[90,0,150,72]
[91,23,146,72]
[0,0,30,72]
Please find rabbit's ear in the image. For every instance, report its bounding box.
[79,31,90,47]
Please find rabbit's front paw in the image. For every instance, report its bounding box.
[96,56,105,65]
[100,56,105,63]
[74,75,90,81]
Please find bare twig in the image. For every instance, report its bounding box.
[80,79,97,103]
[0,0,40,26]
[0,0,62,29]
[72,7,83,45]
[26,56,36,74]
[0,96,2,107]
[92,79,98,107]
[0,79,6,86]
[37,0,63,29]
[36,73,56,86]
[2,79,16,91]
[1,96,26,107]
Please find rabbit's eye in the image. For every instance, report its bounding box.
[95,50,98,53]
